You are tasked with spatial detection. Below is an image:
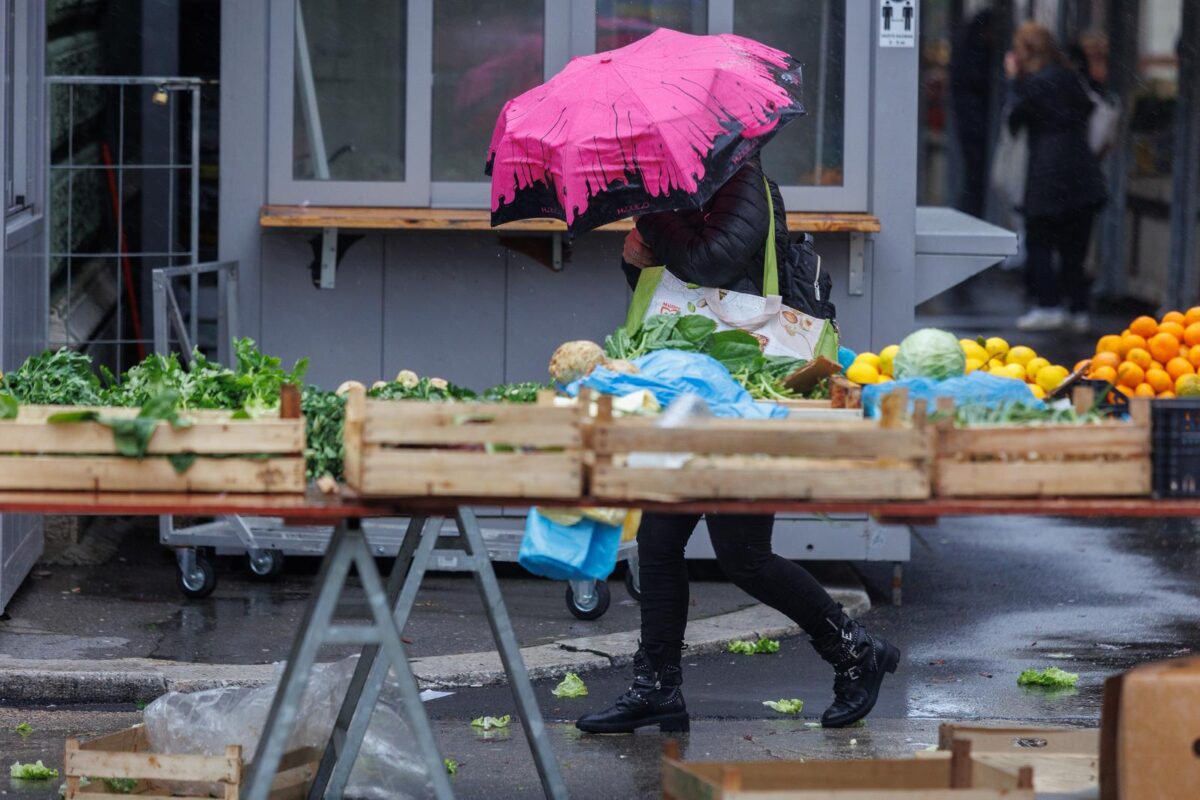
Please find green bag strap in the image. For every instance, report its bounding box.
[624,177,779,334]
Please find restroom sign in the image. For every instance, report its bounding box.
[879,0,917,48]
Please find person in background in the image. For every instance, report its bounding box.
[1008,22,1107,333]
[949,8,996,218]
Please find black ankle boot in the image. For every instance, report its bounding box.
[575,647,688,734]
[811,611,900,728]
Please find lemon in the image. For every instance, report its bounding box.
[1006,345,1037,367]
[964,358,984,374]
[987,358,1005,371]
[985,337,1010,358]
[1036,365,1069,393]
[1028,384,1047,399]
[878,344,900,376]
[877,374,893,383]
[988,366,1012,379]
[845,362,880,385]
[1024,356,1050,382]
[1001,363,1027,381]
[960,339,989,363]
[855,352,881,369]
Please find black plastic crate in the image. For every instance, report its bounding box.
[1151,398,1200,497]
[1074,378,1128,416]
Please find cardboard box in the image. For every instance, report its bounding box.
[1101,655,1200,800]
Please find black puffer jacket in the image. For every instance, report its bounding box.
[1007,64,1107,218]
[622,160,788,297]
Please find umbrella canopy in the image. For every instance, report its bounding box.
[486,28,804,236]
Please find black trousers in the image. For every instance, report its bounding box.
[1025,208,1098,312]
[637,512,841,661]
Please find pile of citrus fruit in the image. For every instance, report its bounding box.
[846,337,1069,399]
[1082,308,1200,399]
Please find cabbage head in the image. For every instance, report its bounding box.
[893,328,966,380]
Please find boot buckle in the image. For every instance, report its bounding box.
[845,665,862,680]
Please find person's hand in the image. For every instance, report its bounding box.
[1004,50,1019,79]
[622,229,656,268]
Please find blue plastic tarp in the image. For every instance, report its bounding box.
[861,372,1044,417]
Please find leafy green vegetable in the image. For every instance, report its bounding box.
[302,386,345,481]
[947,402,1104,427]
[10,760,58,780]
[2,348,106,405]
[727,637,781,655]
[470,715,511,731]
[762,698,805,714]
[14,722,32,737]
[552,672,588,699]
[0,392,18,420]
[444,758,458,775]
[101,777,138,793]
[893,328,966,380]
[1017,667,1079,688]
[369,377,476,402]
[49,390,191,460]
[708,330,762,372]
[481,382,550,404]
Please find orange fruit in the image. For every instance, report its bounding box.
[1159,321,1186,341]
[1162,310,1186,326]
[1185,307,1200,326]
[1091,351,1121,370]
[1117,361,1145,388]
[1096,335,1123,355]
[1122,329,1131,336]
[1130,316,1159,338]
[1119,334,1147,357]
[1090,365,1117,383]
[1185,323,1200,347]
[1151,360,1165,372]
[1134,383,1156,398]
[1189,347,1200,369]
[1126,347,1152,369]
[1148,333,1180,364]
[1160,390,1176,399]
[1146,368,1173,393]
[1115,385,1135,398]
[1167,357,1196,382]
[1182,346,1191,359]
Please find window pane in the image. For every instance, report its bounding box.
[293,0,406,182]
[596,1,707,52]
[432,0,543,182]
[734,0,845,188]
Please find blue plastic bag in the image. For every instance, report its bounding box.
[518,509,622,582]
[566,350,787,419]
[837,346,857,370]
[861,372,1044,418]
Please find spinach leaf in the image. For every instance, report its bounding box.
[707,330,762,372]
[675,315,717,344]
[0,392,18,420]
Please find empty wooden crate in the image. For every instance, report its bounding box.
[0,388,306,493]
[64,724,317,800]
[342,385,586,498]
[590,392,933,503]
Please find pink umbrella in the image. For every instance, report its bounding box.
[486,27,805,236]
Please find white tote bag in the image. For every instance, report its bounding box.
[990,116,1029,209]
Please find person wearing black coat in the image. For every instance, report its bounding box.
[576,157,898,736]
[1007,22,1108,332]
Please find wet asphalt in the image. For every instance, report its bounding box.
[2,513,1197,799]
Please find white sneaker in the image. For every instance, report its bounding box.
[1069,312,1091,334]
[1016,307,1068,331]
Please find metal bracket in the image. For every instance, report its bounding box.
[306,229,364,290]
[848,232,866,296]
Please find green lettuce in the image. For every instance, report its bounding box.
[10,760,59,780]
[762,698,805,715]
[893,328,966,380]
[1017,667,1079,688]
[728,638,781,655]
[470,715,511,731]
[552,672,588,699]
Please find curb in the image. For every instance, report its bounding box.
[0,589,867,704]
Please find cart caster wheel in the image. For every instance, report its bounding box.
[565,581,610,620]
[247,550,285,579]
[623,567,642,602]
[177,553,216,599]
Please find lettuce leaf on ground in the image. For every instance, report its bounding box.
[728,638,781,655]
[762,698,805,715]
[470,715,511,731]
[1017,667,1079,688]
[10,760,59,780]
[552,672,588,699]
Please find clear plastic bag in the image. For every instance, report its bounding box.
[142,656,432,799]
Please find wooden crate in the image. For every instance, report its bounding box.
[342,385,586,498]
[934,393,1152,498]
[923,724,1099,796]
[590,392,933,503]
[64,724,317,800]
[0,387,305,493]
[662,740,1034,800]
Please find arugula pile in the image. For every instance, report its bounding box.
[1,348,106,405]
[604,315,807,401]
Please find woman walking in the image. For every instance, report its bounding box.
[1008,22,1108,333]
[575,156,900,734]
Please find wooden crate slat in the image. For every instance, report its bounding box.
[938,425,1148,459]
[360,449,582,498]
[0,418,304,455]
[0,456,306,493]
[594,461,930,502]
[13,405,280,421]
[66,750,238,784]
[936,460,1150,498]
[78,725,149,752]
[362,400,581,447]
[593,421,930,459]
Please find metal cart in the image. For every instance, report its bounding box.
[162,513,640,619]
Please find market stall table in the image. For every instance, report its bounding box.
[10,489,1200,800]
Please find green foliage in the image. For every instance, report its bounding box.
[1017,667,1079,688]
[10,760,58,780]
[302,386,345,481]
[368,377,476,402]
[481,382,549,403]
[727,637,781,655]
[762,698,805,714]
[2,348,106,405]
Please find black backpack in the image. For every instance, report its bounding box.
[781,233,836,323]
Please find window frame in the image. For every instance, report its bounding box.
[266,0,868,212]
[4,0,30,218]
